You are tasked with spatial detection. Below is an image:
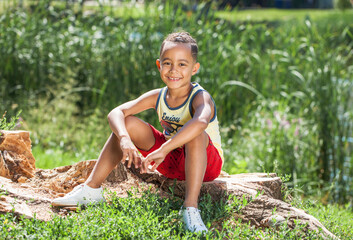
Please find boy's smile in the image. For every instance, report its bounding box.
[156,42,200,93]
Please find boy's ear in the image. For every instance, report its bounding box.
[192,62,200,75]
[156,59,161,70]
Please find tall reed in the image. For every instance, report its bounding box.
[0,0,352,203]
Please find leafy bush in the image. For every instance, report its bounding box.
[223,98,320,194]
[335,0,353,10]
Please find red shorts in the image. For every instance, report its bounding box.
[137,124,223,182]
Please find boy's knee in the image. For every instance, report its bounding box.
[124,116,152,141]
[124,115,139,132]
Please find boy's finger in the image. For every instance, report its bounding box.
[151,163,159,172]
[127,152,133,168]
[136,152,141,167]
[139,160,144,173]
[121,152,128,163]
[143,158,150,173]
[136,156,142,168]
[133,153,140,168]
[140,159,146,173]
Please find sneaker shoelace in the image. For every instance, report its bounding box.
[186,208,204,227]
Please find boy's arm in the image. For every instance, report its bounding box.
[108,89,160,168]
[142,91,214,172]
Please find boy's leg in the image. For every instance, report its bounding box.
[183,131,209,208]
[181,131,210,233]
[86,116,156,188]
[52,116,155,206]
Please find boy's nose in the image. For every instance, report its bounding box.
[169,65,177,73]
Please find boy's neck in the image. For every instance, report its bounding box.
[166,82,193,99]
[165,83,193,108]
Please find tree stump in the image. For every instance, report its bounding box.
[0,130,337,239]
[0,131,36,182]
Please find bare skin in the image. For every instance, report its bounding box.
[85,115,209,208]
[85,42,216,208]
[85,116,155,188]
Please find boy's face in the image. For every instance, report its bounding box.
[156,42,200,91]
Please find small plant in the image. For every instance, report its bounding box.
[0,111,22,131]
[278,173,296,202]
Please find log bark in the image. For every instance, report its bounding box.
[0,130,337,239]
[0,130,36,182]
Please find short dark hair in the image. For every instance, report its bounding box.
[160,32,198,61]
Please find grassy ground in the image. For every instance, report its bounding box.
[216,8,353,22]
[297,200,353,239]
[0,190,352,239]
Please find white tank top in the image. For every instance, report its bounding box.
[155,82,224,161]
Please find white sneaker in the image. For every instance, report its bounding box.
[51,184,105,207]
[180,207,208,233]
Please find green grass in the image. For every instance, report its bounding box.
[4,0,353,22]
[2,189,350,239]
[216,8,353,22]
[294,199,353,240]
[32,145,84,169]
[0,0,152,17]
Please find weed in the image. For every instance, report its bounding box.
[0,111,22,132]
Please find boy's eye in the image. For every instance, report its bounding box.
[180,63,186,67]
[163,62,171,65]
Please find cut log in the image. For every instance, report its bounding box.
[0,130,337,239]
[0,130,36,182]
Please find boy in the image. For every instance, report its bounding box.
[52,31,224,233]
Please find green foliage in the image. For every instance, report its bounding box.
[293,198,353,239]
[216,8,353,22]
[1,1,353,203]
[222,98,321,196]
[25,89,110,169]
[0,191,241,239]
[2,190,349,239]
[335,0,353,10]
[0,111,21,131]
[219,17,353,203]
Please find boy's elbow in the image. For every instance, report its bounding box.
[107,112,112,122]
[107,110,114,122]
[107,108,122,122]
[197,119,209,131]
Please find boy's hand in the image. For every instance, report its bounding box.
[120,136,141,169]
[141,148,167,173]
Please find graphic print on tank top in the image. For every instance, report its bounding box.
[160,112,184,136]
